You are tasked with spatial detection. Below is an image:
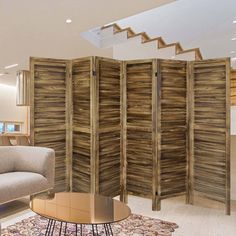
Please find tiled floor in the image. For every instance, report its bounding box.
[1,195,236,236]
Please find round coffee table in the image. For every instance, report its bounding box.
[30,192,131,236]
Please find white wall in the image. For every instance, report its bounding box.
[231,106,236,135]
[231,136,236,200]
[115,0,236,62]
[112,38,196,61]
[231,107,236,199]
[0,84,28,133]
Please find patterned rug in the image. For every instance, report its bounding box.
[2,214,178,236]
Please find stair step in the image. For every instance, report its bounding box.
[174,50,196,61]
[115,27,135,37]
[101,23,121,32]
[100,23,203,60]
[128,32,150,43]
[177,48,203,60]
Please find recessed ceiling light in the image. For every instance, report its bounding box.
[66,18,72,24]
[4,63,18,69]
[0,73,4,76]
[231,37,236,41]
[230,50,235,54]
[233,20,236,24]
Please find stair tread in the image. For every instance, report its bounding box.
[101,23,203,60]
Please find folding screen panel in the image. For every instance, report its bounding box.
[72,57,92,193]
[122,60,158,208]
[96,57,122,197]
[30,57,71,192]
[159,60,188,199]
[231,69,236,105]
[188,59,231,214]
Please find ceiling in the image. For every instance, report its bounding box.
[116,0,236,67]
[0,0,173,86]
[2,0,234,87]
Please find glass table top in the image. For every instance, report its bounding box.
[30,192,131,225]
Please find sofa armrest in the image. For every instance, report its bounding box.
[13,146,55,188]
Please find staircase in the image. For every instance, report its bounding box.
[82,23,236,137]
[100,23,203,61]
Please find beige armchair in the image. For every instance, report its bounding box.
[0,146,55,204]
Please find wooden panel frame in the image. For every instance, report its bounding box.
[159,59,188,201]
[96,57,122,197]
[189,58,231,215]
[187,61,194,204]
[72,57,93,193]
[120,61,127,203]
[226,60,231,215]
[91,56,98,194]
[30,57,71,191]
[124,59,155,201]
[153,59,160,210]
[66,60,73,191]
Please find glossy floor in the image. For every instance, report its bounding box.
[0,195,236,236]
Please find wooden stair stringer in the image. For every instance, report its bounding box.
[101,23,203,61]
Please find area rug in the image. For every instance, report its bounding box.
[1,214,178,236]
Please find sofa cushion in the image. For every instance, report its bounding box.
[0,172,50,204]
[0,147,15,174]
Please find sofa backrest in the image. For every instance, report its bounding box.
[0,146,55,177]
[0,147,17,173]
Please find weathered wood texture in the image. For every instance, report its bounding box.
[191,59,230,214]
[125,60,154,198]
[30,56,230,214]
[96,58,122,197]
[72,58,92,192]
[30,58,69,192]
[71,57,121,196]
[231,69,236,105]
[159,60,187,197]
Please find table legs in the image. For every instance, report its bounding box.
[45,219,54,236]
[91,224,113,236]
[103,224,113,236]
[45,219,113,236]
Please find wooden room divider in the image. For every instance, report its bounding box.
[30,56,231,214]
